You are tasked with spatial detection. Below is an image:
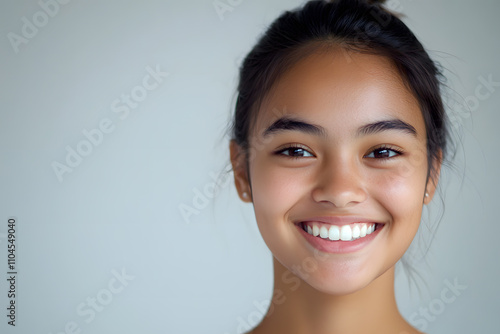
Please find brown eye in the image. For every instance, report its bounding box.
[277,146,314,158]
[365,147,402,159]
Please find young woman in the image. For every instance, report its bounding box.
[228,0,450,333]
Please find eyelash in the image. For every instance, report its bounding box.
[274,144,315,159]
[364,145,404,160]
[274,144,404,160]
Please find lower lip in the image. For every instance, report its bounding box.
[296,223,384,254]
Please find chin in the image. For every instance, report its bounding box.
[280,252,392,296]
[303,269,378,296]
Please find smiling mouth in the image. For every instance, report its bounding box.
[299,221,383,242]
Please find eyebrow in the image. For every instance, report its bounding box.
[261,116,417,138]
[357,119,417,137]
[262,116,328,138]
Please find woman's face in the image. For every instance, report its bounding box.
[231,48,439,295]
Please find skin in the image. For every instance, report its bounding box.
[229,47,441,334]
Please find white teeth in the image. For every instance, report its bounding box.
[328,225,340,241]
[360,224,367,237]
[303,222,378,241]
[312,225,320,237]
[352,225,360,238]
[340,225,352,241]
[320,226,329,238]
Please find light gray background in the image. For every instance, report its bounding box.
[0,0,498,333]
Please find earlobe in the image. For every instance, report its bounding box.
[229,140,252,202]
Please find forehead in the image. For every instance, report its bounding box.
[251,48,426,140]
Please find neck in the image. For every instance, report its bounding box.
[251,257,415,334]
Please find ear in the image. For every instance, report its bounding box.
[424,149,442,205]
[229,140,252,202]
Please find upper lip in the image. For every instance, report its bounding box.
[295,216,384,226]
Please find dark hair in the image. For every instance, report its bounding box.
[229,0,449,185]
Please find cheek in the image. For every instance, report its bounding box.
[249,157,307,240]
[370,163,427,238]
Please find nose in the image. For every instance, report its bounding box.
[311,157,367,208]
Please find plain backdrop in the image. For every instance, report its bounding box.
[0,0,499,333]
